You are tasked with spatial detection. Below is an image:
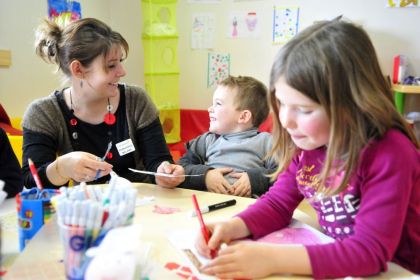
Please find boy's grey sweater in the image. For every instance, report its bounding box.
[178,129,277,196]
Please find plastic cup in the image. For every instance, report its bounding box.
[16,188,56,251]
[58,223,93,280]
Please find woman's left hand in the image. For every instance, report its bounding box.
[201,242,276,280]
[155,161,185,188]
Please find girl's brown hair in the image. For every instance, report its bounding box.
[268,17,418,196]
[35,17,129,77]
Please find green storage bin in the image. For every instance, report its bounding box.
[141,0,177,37]
[143,36,179,74]
[145,73,180,108]
[158,107,180,143]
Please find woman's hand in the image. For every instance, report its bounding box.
[155,161,185,188]
[54,152,113,182]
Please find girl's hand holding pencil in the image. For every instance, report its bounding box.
[195,217,251,260]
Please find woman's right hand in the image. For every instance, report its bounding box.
[57,152,113,182]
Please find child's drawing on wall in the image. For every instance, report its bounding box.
[227,12,261,38]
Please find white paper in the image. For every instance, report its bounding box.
[192,13,215,49]
[167,219,333,279]
[273,6,300,44]
[167,229,216,279]
[227,11,261,38]
[129,168,204,178]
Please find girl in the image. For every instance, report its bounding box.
[195,17,419,279]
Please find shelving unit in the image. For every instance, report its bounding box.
[392,84,420,114]
[141,0,180,143]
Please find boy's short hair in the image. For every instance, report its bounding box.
[218,76,269,127]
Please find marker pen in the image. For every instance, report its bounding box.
[191,199,236,217]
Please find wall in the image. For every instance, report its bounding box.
[177,0,420,112]
[1,0,419,118]
[0,0,145,118]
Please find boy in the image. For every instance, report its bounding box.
[178,76,276,197]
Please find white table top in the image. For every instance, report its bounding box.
[2,183,415,279]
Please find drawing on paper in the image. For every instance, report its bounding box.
[227,11,261,38]
[192,13,216,49]
[48,0,82,27]
[208,53,230,88]
[273,6,300,44]
[167,219,333,280]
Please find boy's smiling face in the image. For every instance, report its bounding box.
[208,85,243,135]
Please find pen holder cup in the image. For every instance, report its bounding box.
[58,222,96,280]
[58,223,135,280]
[15,188,57,251]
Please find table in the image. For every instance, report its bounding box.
[4,184,415,279]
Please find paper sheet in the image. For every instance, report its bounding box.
[192,13,215,49]
[167,219,333,279]
[167,229,216,280]
[129,168,204,178]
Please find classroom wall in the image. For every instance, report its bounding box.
[0,0,145,118]
[177,0,420,112]
[1,0,419,119]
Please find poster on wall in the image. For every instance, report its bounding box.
[192,13,216,49]
[208,53,230,88]
[227,11,261,38]
[387,0,419,7]
[48,0,82,27]
[272,7,300,44]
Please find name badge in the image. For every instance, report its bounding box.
[116,139,135,156]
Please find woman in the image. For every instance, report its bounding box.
[22,18,184,188]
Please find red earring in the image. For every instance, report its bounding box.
[104,113,116,125]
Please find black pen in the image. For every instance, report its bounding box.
[191,199,237,216]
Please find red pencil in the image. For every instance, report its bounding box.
[28,158,43,191]
[192,194,216,258]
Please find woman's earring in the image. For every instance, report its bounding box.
[80,80,83,88]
